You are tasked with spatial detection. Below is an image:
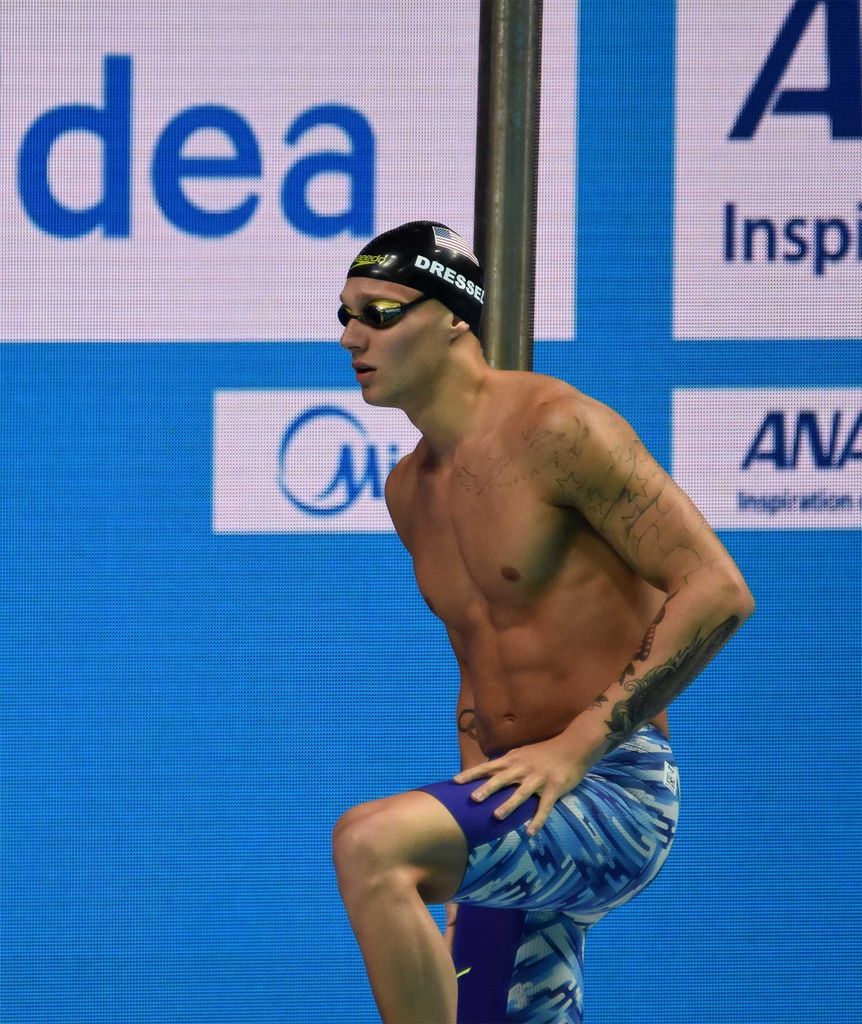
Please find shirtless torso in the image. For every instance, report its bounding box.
[334,224,755,1024]
[386,371,670,759]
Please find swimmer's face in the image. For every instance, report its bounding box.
[338,277,462,409]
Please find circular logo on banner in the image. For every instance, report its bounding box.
[277,405,388,517]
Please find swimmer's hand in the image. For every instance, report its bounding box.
[452,736,589,836]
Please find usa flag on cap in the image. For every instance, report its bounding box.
[432,226,480,267]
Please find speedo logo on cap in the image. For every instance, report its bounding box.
[351,253,389,268]
[413,255,484,302]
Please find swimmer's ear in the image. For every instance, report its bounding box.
[449,315,471,340]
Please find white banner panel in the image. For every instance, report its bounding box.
[674,0,862,338]
[673,388,862,529]
[213,390,421,533]
[2,1,575,342]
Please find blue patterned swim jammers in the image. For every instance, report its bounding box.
[416,724,680,1023]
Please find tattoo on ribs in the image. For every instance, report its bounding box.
[458,708,479,740]
[617,591,679,684]
[604,615,740,747]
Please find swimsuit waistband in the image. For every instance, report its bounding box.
[485,722,669,760]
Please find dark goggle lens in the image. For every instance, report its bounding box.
[335,299,403,327]
[337,300,409,329]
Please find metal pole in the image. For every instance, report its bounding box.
[474,0,543,371]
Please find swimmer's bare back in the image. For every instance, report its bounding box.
[385,371,737,758]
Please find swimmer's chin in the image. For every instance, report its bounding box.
[357,384,401,409]
[355,376,412,412]
[360,391,399,409]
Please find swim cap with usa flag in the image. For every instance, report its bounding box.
[346,221,485,335]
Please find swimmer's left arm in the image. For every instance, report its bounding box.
[543,400,755,774]
[455,399,755,833]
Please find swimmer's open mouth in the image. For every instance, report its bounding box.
[353,363,376,376]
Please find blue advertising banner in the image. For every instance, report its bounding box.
[2,2,860,1023]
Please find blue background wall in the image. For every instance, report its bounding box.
[3,1,860,1022]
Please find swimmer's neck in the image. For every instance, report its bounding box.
[401,343,495,459]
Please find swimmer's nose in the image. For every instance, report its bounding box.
[339,319,367,352]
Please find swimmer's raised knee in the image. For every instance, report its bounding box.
[332,792,468,905]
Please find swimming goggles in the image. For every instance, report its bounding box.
[337,295,432,329]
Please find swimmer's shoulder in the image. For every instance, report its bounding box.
[497,371,625,444]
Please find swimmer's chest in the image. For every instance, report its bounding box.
[408,453,583,618]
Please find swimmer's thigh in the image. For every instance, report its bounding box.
[332,791,469,905]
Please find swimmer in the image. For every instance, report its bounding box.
[332,221,754,1023]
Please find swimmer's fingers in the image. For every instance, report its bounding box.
[488,775,545,819]
[487,770,566,832]
[469,766,525,802]
[525,786,564,836]
[452,756,511,784]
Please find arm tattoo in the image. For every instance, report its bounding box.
[617,591,679,684]
[604,615,741,747]
[552,422,711,587]
[599,592,678,709]
[632,591,676,661]
[458,707,479,740]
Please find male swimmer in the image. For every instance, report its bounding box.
[332,222,754,1024]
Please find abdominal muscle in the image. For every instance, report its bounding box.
[405,406,673,758]
[447,578,671,758]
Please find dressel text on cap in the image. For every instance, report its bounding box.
[413,255,484,302]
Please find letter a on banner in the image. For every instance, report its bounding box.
[729,0,862,139]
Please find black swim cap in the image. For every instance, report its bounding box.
[346,221,485,335]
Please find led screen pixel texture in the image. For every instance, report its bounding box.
[2,2,861,1023]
